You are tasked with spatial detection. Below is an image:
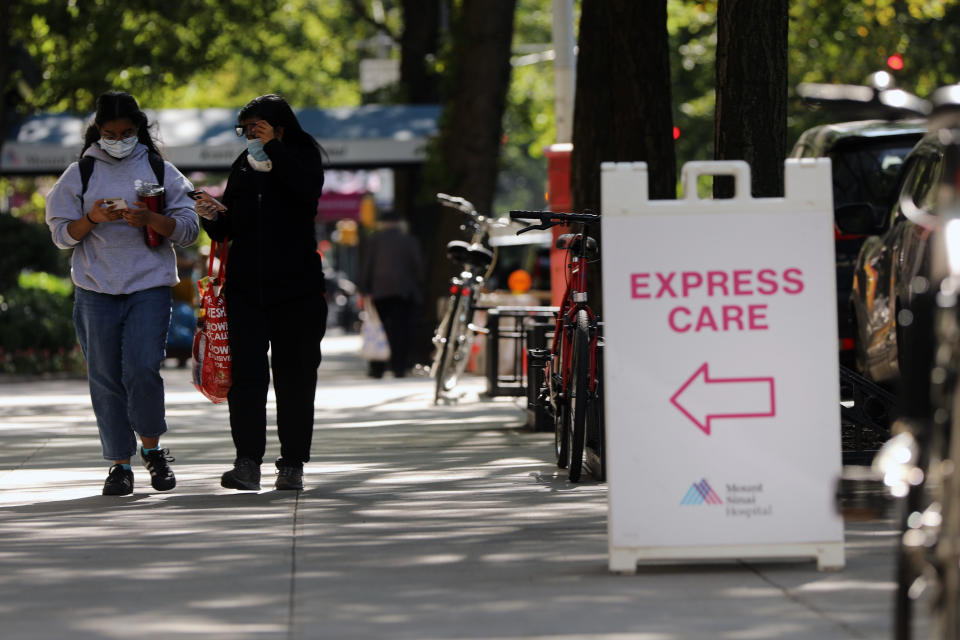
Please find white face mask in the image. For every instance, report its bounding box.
[98,135,138,159]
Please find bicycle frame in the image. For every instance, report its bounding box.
[510,209,602,481]
[553,233,600,401]
[430,193,503,402]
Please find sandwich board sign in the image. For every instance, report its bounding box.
[600,160,845,573]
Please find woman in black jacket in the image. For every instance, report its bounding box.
[197,94,327,491]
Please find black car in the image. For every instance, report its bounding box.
[846,127,948,384]
[789,119,926,367]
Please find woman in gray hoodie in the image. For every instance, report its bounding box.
[45,91,199,496]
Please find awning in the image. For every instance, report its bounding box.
[1,104,441,175]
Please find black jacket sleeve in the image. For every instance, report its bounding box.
[263,139,324,207]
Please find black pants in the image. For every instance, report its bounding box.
[226,292,327,465]
[372,296,413,377]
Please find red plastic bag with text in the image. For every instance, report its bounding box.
[192,241,231,403]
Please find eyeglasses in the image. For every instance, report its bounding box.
[100,130,137,143]
[234,121,262,137]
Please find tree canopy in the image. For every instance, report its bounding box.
[669,0,959,168]
[3,0,371,129]
[3,0,959,200]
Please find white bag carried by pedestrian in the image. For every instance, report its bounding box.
[361,297,391,361]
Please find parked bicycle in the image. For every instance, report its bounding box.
[430,193,500,404]
[510,209,603,482]
[870,84,960,640]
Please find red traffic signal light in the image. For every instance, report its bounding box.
[887,54,904,71]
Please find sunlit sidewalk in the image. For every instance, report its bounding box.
[0,331,908,639]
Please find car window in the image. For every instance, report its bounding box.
[830,142,916,210]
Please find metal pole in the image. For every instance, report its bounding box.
[552,0,576,144]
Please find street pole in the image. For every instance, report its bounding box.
[552,0,575,144]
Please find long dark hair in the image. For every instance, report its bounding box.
[239,94,325,161]
[80,91,162,158]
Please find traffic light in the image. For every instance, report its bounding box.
[887,54,904,71]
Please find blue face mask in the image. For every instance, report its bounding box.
[247,138,269,162]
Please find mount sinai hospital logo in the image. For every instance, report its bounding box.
[680,478,723,506]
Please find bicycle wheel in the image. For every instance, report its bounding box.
[567,310,590,482]
[433,294,461,404]
[445,299,476,388]
[585,340,605,482]
[435,294,474,400]
[552,327,569,468]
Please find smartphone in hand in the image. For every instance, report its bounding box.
[103,199,128,210]
[187,190,226,214]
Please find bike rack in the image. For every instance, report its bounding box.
[839,364,896,465]
[482,306,559,400]
[525,321,555,432]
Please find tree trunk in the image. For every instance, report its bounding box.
[714,0,788,198]
[430,0,516,288]
[421,0,516,334]
[571,0,675,210]
[399,0,443,104]
[0,0,11,142]
[393,0,446,363]
[394,0,442,224]
[570,0,675,313]
[439,0,516,214]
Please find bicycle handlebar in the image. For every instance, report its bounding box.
[437,193,478,216]
[509,209,601,234]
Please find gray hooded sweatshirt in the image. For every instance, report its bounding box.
[45,143,199,295]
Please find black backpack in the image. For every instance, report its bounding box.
[78,151,165,211]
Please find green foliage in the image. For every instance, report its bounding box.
[0,263,81,375]
[18,270,72,296]
[789,0,960,136]
[142,0,369,109]
[0,213,69,291]
[667,0,960,171]
[1,176,52,224]
[494,0,563,213]
[0,285,74,351]
[7,0,367,114]
[9,1,272,113]
[668,0,718,169]
[7,0,960,214]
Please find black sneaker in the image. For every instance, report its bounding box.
[140,447,176,491]
[221,458,261,491]
[103,464,134,496]
[275,460,303,491]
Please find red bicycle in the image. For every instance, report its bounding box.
[510,209,603,482]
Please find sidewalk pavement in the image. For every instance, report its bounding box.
[0,331,910,639]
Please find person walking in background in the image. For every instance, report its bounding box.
[359,210,424,378]
[44,91,199,496]
[196,94,327,492]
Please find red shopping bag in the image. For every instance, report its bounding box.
[192,241,231,403]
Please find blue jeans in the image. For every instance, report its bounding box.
[74,286,172,461]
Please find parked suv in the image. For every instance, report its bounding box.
[847,128,948,384]
[789,119,926,367]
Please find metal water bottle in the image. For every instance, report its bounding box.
[136,182,165,247]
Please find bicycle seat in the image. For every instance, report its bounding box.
[446,240,494,269]
[556,233,598,259]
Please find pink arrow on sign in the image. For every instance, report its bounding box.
[670,362,776,435]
